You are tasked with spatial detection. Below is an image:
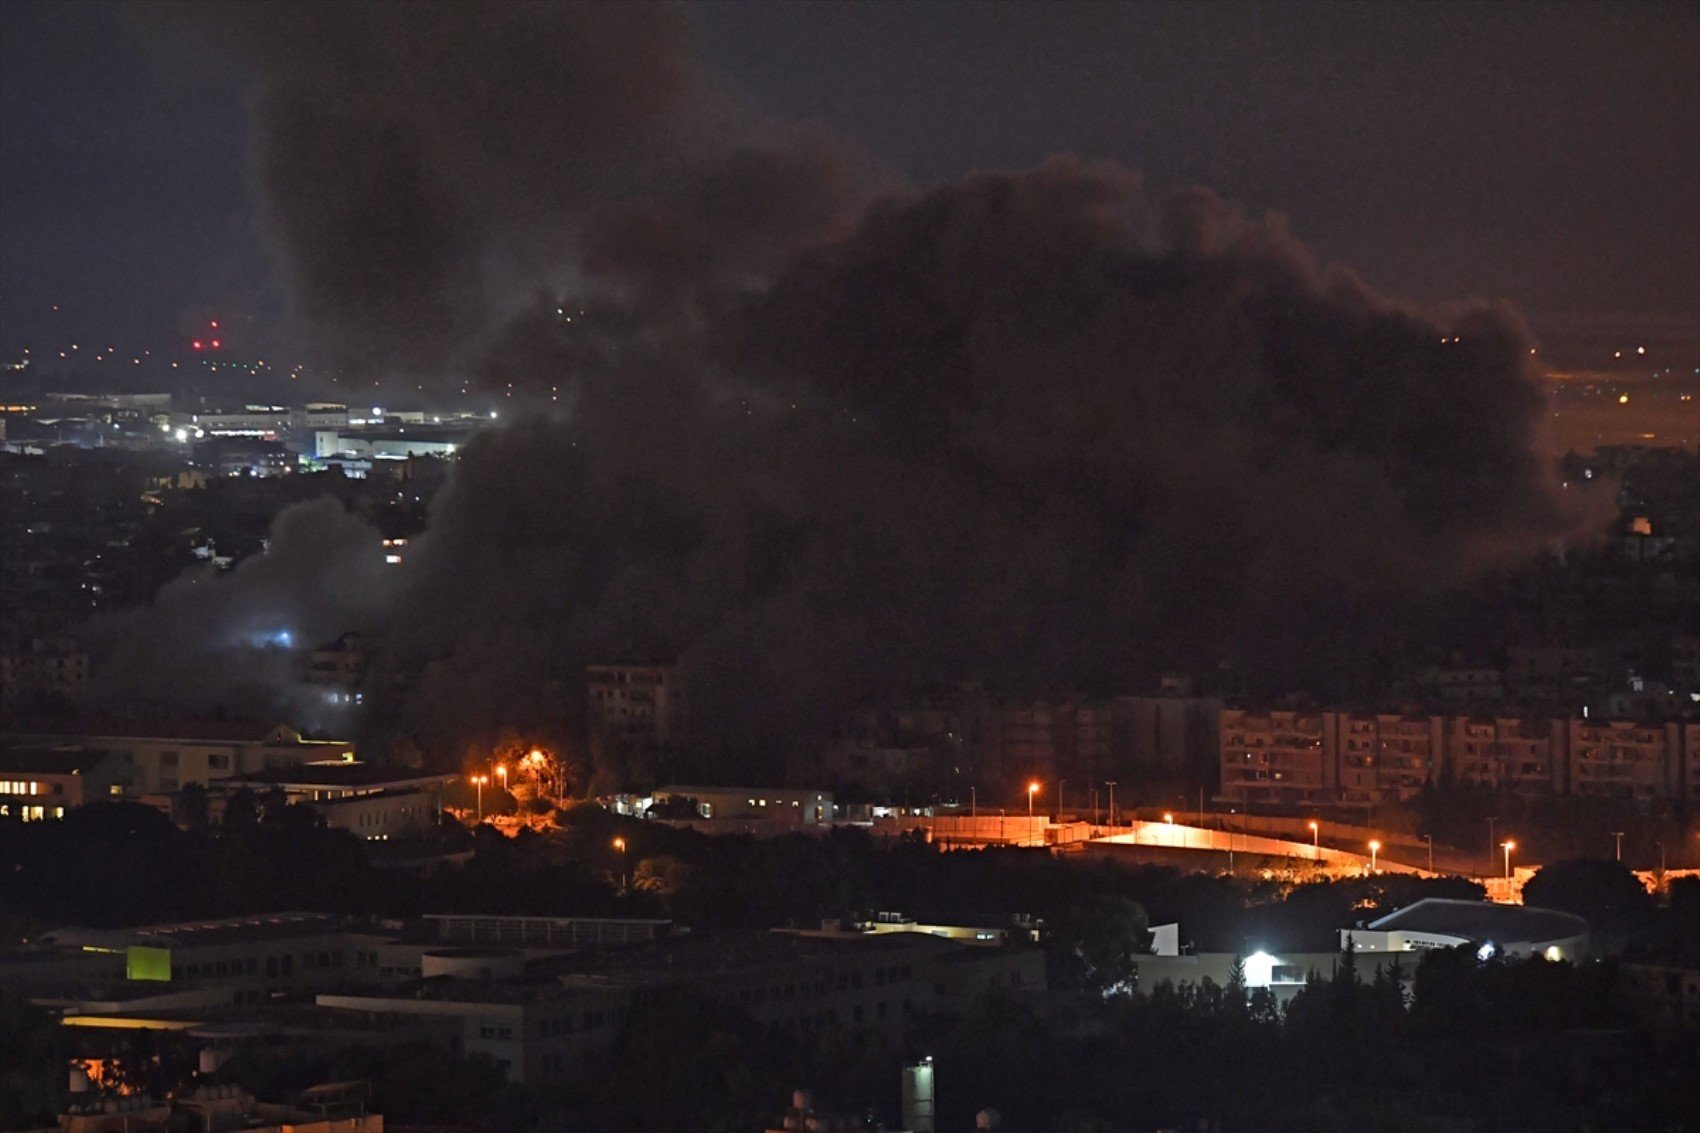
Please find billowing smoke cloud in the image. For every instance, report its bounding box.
[97,4,1593,765]
[85,497,391,728]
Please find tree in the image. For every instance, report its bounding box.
[0,993,64,1127]
[1055,896,1153,995]
[1520,859,1654,951]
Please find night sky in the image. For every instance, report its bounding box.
[1,0,1696,362]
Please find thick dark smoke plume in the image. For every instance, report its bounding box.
[97,3,1592,764]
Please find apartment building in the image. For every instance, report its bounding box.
[1564,719,1678,802]
[1219,710,1700,808]
[1219,709,1334,805]
[588,662,687,748]
[1442,716,1564,795]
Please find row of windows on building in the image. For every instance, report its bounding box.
[0,804,64,821]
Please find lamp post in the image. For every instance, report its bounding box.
[1611,831,1624,862]
[613,836,628,894]
[1026,782,1040,840]
[495,764,508,795]
[1501,840,1515,880]
[1368,839,1381,873]
[1421,834,1434,874]
[1487,816,1497,877]
[472,774,488,823]
[1057,779,1066,823]
[1309,820,1320,861]
[1106,781,1117,828]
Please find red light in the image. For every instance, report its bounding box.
[192,341,204,350]
[210,320,219,329]
[211,339,221,349]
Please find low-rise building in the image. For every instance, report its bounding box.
[651,784,834,828]
[0,747,96,820]
[0,721,355,801]
[207,762,455,839]
[1342,898,1589,960]
[316,928,1042,1083]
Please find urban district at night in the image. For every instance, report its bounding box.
[2,3,1698,1131]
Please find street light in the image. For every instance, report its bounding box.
[1027,781,1040,825]
[1308,820,1320,861]
[495,764,508,794]
[1421,834,1434,874]
[472,774,488,823]
[1368,839,1381,873]
[1106,781,1117,828]
[613,836,628,893]
[1611,831,1624,862]
[1502,840,1516,880]
[1164,812,1175,824]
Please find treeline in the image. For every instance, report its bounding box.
[5,801,1698,966]
[2,800,1490,949]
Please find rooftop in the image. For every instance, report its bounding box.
[220,763,454,789]
[0,746,102,775]
[41,912,350,951]
[1365,898,1589,945]
[1,719,327,744]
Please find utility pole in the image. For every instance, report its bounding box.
[1057,779,1067,823]
[1421,834,1434,874]
[1106,781,1117,828]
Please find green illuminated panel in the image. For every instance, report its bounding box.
[126,945,172,982]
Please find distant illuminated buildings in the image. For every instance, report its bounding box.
[1220,709,1700,808]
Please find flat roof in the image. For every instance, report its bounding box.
[1,719,334,744]
[1365,898,1588,944]
[42,913,346,951]
[221,764,455,789]
[0,747,100,775]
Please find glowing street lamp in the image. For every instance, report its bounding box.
[1502,840,1516,880]
[1309,820,1320,860]
[1368,839,1381,873]
[495,764,508,793]
[613,836,628,893]
[1027,781,1040,824]
[472,774,489,823]
[1164,812,1175,824]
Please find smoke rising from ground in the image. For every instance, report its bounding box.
[96,3,1593,761]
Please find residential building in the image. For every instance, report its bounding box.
[1219,709,1334,806]
[1564,719,1677,802]
[0,721,354,800]
[0,747,94,820]
[1441,716,1564,794]
[588,661,687,747]
[0,637,89,711]
[304,632,380,703]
